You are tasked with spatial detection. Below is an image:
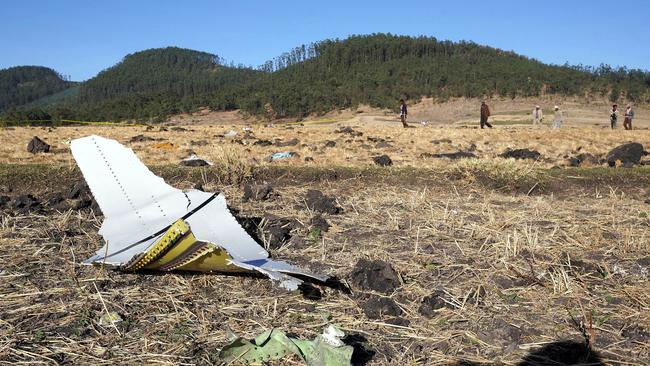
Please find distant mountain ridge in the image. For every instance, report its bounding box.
[2,34,649,123]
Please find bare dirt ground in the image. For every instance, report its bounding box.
[1,105,649,365]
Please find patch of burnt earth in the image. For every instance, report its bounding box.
[335,126,363,137]
[420,151,477,160]
[500,148,541,160]
[128,134,156,143]
[242,182,274,201]
[349,259,401,293]
[359,294,402,319]
[305,189,341,214]
[8,194,43,214]
[372,155,393,167]
[232,211,298,250]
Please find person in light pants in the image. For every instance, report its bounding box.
[552,106,563,129]
[532,105,543,126]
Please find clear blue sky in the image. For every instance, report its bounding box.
[2,0,649,81]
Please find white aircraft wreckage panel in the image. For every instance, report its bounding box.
[71,135,328,290]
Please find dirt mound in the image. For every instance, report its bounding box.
[372,155,393,166]
[310,214,330,232]
[349,259,400,293]
[500,148,541,160]
[305,190,341,214]
[606,142,646,167]
[27,136,50,153]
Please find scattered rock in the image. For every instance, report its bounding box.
[606,142,645,167]
[310,214,330,232]
[254,139,273,146]
[500,148,541,160]
[420,151,477,160]
[418,290,451,317]
[335,126,363,137]
[27,136,50,153]
[324,140,336,148]
[275,138,300,147]
[372,155,393,167]
[360,295,402,319]
[180,154,212,167]
[305,190,341,214]
[350,259,400,293]
[243,182,273,201]
[129,134,155,143]
[568,153,602,167]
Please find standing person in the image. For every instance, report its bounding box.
[532,105,543,126]
[610,104,618,129]
[399,99,409,128]
[552,106,563,129]
[480,101,493,129]
[624,105,635,130]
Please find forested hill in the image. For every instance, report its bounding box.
[0,66,74,111]
[2,34,650,123]
[245,34,650,117]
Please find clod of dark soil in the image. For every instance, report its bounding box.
[261,215,298,250]
[568,153,602,167]
[190,140,209,146]
[420,151,477,160]
[129,134,155,143]
[418,289,451,317]
[335,126,363,137]
[180,158,210,167]
[367,136,385,143]
[359,295,402,319]
[275,138,300,147]
[305,189,341,214]
[9,194,41,213]
[324,140,336,148]
[27,136,50,153]
[254,139,273,146]
[375,141,393,149]
[310,214,330,232]
[519,341,603,366]
[606,142,646,167]
[235,214,298,250]
[431,138,452,144]
[500,148,541,160]
[645,198,650,205]
[68,181,90,200]
[350,259,400,293]
[242,182,273,201]
[304,157,314,162]
[372,155,393,167]
[71,198,93,210]
[171,127,188,132]
[0,195,10,208]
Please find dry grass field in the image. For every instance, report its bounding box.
[1,102,649,365]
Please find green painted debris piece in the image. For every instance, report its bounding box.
[219,326,353,366]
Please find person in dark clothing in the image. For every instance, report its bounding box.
[480,101,493,129]
[399,99,409,128]
[610,104,618,129]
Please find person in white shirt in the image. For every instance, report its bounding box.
[532,105,543,126]
[552,106,563,129]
